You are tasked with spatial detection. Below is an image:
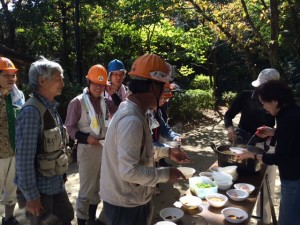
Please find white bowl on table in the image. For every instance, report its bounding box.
[177,167,196,179]
[206,193,228,208]
[154,221,177,225]
[226,189,249,201]
[215,180,233,191]
[212,171,232,183]
[179,195,202,210]
[234,183,255,194]
[159,207,184,223]
[221,207,248,223]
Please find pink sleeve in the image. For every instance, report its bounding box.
[64,97,82,140]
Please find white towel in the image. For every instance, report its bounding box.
[82,88,110,135]
[11,84,25,105]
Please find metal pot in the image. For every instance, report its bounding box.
[210,142,264,175]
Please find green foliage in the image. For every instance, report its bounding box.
[222,91,237,107]
[179,65,194,77]
[190,74,211,90]
[56,82,84,122]
[168,89,214,122]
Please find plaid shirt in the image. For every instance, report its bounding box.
[15,94,65,201]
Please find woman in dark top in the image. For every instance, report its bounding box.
[238,80,300,225]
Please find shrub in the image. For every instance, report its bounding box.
[222,91,237,107]
[168,89,214,122]
[190,74,211,90]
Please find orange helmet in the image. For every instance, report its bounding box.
[0,57,18,72]
[86,64,108,85]
[128,54,174,83]
[161,83,173,98]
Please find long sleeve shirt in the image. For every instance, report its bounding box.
[152,109,180,147]
[262,104,300,180]
[224,90,275,134]
[15,94,65,201]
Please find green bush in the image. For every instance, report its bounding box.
[168,89,214,122]
[190,74,211,90]
[222,91,237,107]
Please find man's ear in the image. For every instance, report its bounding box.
[38,76,46,86]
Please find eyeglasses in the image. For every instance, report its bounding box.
[0,74,17,79]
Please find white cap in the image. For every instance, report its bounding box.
[251,68,280,87]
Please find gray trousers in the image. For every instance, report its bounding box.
[76,144,102,220]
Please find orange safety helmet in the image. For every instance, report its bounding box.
[0,57,18,72]
[128,54,174,83]
[86,64,108,85]
[161,83,173,98]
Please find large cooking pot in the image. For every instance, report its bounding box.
[210,142,265,175]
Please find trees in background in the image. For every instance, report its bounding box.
[1,0,300,120]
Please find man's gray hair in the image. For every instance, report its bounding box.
[28,56,63,93]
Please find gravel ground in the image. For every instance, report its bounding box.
[1,108,280,225]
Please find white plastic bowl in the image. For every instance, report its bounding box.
[179,195,202,209]
[160,207,184,223]
[215,180,233,190]
[212,171,232,183]
[154,221,177,225]
[206,193,228,208]
[226,189,249,201]
[177,167,196,179]
[234,183,255,194]
[221,207,248,223]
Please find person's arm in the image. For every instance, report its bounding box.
[224,92,245,129]
[157,110,180,141]
[15,106,41,201]
[64,97,90,143]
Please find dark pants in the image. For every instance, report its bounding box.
[103,201,152,225]
[28,191,74,225]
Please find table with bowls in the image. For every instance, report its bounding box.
[156,162,269,225]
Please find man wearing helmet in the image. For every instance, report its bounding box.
[0,57,24,225]
[65,65,109,225]
[100,54,190,225]
[105,59,129,116]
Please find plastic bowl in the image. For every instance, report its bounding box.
[159,207,184,223]
[215,180,233,190]
[221,207,248,223]
[179,195,202,209]
[154,221,177,225]
[234,183,255,194]
[177,167,196,179]
[206,193,228,208]
[226,189,249,201]
[212,171,232,183]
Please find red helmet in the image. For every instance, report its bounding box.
[128,54,174,83]
[86,65,108,84]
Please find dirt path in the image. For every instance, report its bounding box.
[0,109,280,225]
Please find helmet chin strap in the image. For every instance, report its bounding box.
[150,81,164,116]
